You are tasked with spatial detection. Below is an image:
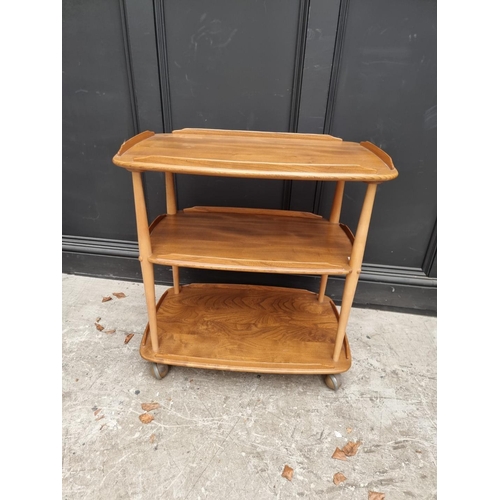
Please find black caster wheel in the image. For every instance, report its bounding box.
[151,363,169,380]
[324,374,342,391]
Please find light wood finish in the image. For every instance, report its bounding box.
[318,274,329,303]
[140,284,351,374]
[131,172,158,353]
[333,182,378,362]
[185,205,322,219]
[139,260,159,352]
[165,172,177,215]
[164,172,180,293]
[360,141,396,170]
[113,128,398,382]
[170,128,343,141]
[148,207,353,274]
[172,265,180,295]
[117,130,155,156]
[330,181,345,223]
[113,128,398,182]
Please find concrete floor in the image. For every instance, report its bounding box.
[62,274,436,499]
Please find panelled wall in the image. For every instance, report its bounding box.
[63,0,437,314]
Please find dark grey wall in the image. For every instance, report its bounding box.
[62,0,437,314]
[324,0,437,271]
[62,0,138,241]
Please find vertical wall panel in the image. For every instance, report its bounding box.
[290,0,341,212]
[163,0,300,132]
[323,0,437,269]
[160,0,301,209]
[297,0,340,134]
[124,0,166,221]
[62,0,138,240]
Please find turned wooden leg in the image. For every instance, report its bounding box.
[333,183,378,362]
[165,172,177,215]
[140,258,159,353]
[172,265,180,295]
[165,172,180,295]
[333,270,360,362]
[132,171,159,353]
[318,274,328,303]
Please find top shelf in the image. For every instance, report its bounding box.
[113,128,398,182]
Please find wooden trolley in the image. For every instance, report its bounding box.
[112,128,398,389]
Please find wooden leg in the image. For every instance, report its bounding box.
[318,274,328,303]
[166,172,179,295]
[131,171,159,353]
[329,181,345,223]
[172,265,180,294]
[140,259,159,353]
[333,182,378,362]
[333,271,359,361]
[165,172,177,215]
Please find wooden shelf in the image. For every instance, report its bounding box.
[140,284,351,374]
[148,206,354,275]
[113,128,398,182]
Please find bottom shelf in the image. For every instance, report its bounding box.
[140,284,351,374]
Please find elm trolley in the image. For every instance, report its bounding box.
[113,128,398,390]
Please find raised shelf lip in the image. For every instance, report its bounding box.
[147,207,353,275]
[172,127,343,141]
[112,129,398,182]
[147,254,351,275]
[116,130,155,155]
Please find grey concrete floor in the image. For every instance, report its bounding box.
[62,274,436,499]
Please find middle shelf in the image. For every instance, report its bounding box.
[148,206,354,275]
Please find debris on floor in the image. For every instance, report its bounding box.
[368,492,385,500]
[332,447,347,461]
[332,440,362,462]
[333,472,347,485]
[124,334,134,344]
[281,465,294,481]
[113,292,126,298]
[141,402,160,411]
[95,323,104,331]
[139,413,154,424]
[343,440,362,457]
[102,296,112,302]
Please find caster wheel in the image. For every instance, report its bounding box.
[324,374,342,391]
[151,363,169,380]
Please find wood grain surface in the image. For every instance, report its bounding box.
[148,207,353,274]
[113,128,398,181]
[140,284,351,374]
